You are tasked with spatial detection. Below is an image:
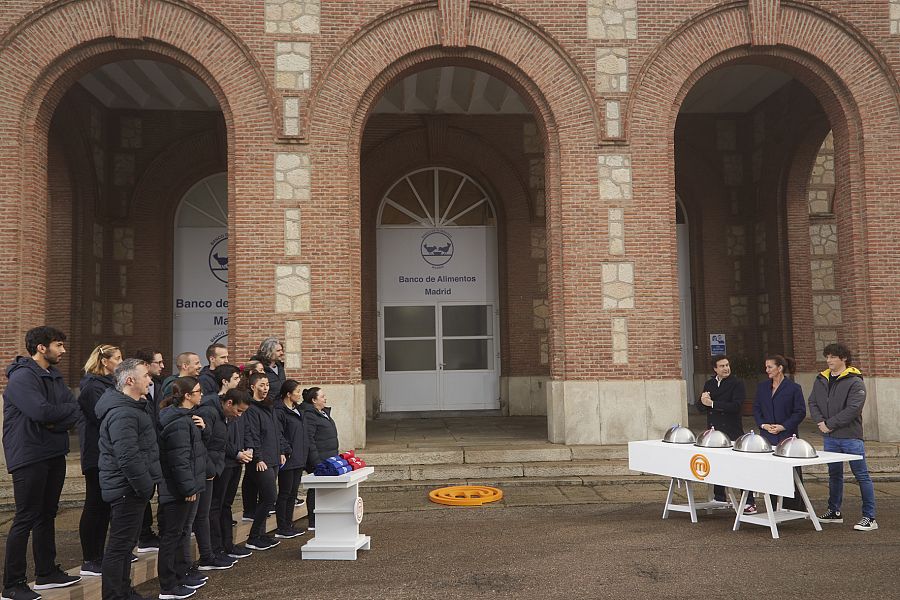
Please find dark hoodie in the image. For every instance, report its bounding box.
[77,372,115,473]
[242,399,288,467]
[196,393,227,478]
[198,366,219,396]
[3,356,79,473]
[300,403,339,468]
[96,388,162,502]
[157,404,207,504]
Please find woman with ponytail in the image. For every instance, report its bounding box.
[157,377,207,599]
[753,354,806,445]
[299,387,338,532]
[273,380,312,539]
[242,371,287,551]
[77,345,122,577]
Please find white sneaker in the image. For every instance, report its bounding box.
[853,517,878,531]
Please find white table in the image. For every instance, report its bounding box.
[628,440,861,538]
[301,466,374,559]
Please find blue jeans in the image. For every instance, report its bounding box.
[824,436,876,519]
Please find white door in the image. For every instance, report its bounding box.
[379,302,499,411]
[376,167,500,412]
[172,173,228,359]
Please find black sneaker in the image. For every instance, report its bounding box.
[854,516,879,531]
[137,534,160,553]
[177,574,206,590]
[131,587,149,600]
[226,546,252,559]
[295,498,306,506]
[818,509,843,523]
[274,527,304,539]
[131,553,139,563]
[79,560,102,576]
[197,554,235,571]
[245,536,279,551]
[241,513,254,522]
[158,585,196,600]
[33,566,81,590]
[1,584,41,600]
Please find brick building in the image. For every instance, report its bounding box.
[1,0,899,453]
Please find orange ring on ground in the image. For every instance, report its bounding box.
[428,485,504,506]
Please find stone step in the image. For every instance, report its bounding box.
[35,503,308,600]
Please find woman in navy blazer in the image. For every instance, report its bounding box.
[753,354,807,445]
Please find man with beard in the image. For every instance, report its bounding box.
[2,326,81,600]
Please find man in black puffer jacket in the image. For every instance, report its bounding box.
[96,359,161,600]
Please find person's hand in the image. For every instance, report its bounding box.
[817,421,832,433]
[256,461,268,472]
[700,392,713,407]
[237,450,253,463]
[280,454,286,466]
[191,415,206,429]
[186,494,197,502]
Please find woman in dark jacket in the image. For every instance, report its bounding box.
[753,354,807,511]
[753,355,807,445]
[242,371,287,550]
[300,387,339,531]
[76,344,122,577]
[157,377,207,599]
[274,380,313,539]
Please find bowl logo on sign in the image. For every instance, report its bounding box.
[420,231,454,267]
[208,234,228,284]
[690,454,710,480]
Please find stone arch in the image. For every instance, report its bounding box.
[628,0,900,374]
[0,0,276,360]
[306,0,598,379]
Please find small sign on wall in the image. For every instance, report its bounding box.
[709,333,726,355]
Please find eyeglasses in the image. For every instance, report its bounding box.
[187,389,201,396]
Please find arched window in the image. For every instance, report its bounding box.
[377,167,496,227]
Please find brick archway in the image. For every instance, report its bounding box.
[0,0,275,361]
[306,0,598,381]
[628,0,900,377]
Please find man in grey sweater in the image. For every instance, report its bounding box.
[807,343,877,532]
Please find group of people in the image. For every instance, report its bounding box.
[2,327,340,600]
[696,344,877,531]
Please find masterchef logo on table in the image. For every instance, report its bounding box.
[690,454,711,480]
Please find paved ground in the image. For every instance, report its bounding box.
[2,482,897,599]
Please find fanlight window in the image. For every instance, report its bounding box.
[377,167,496,227]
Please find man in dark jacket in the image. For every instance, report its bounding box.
[212,389,252,560]
[696,355,753,510]
[97,359,162,600]
[2,326,81,600]
[808,343,877,532]
[256,337,286,404]
[198,343,229,396]
[132,348,164,553]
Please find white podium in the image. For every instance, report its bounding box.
[300,466,374,560]
[628,440,861,538]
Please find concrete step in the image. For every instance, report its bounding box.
[35,503,308,600]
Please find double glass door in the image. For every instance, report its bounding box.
[379,303,499,411]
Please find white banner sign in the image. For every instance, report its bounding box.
[173,227,228,358]
[377,227,498,303]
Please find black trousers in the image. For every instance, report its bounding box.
[275,468,303,531]
[241,462,258,517]
[714,484,756,507]
[210,467,241,554]
[3,455,67,588]
[80,468,111,562]
[180,497,200,572]
[249,467,277,539]
[306,488,316,528]
[158,501,193,590]
[192,479,215,562]
[140,500,155,541]
[102,493,146,600]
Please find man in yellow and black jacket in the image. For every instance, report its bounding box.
[807,342,877,532]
